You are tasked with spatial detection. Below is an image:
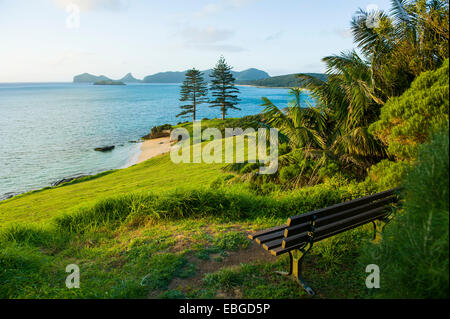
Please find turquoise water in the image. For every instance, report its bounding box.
[0,83,304,198]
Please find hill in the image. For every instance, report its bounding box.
[142,68,270,83]
[73,73,111,83]
[120,73,142,83]
[237,73,327,87]
[74,69,269,84]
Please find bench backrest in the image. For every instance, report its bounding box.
[279,188,401,252]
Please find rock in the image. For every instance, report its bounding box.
[0,192,22,201]
[52,174,90,187]
[94,145,115,152]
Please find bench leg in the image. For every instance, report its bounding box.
[371,221,377,240]
[276,243,315,296]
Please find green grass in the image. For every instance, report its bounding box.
[0,118,415,299]
[0,117,268,227]
[0,154,223,227]
[0,213,374,298]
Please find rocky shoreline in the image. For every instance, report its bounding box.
[0,173,95,202]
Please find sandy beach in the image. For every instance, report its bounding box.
[136,136,171,164]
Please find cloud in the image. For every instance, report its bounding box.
[52,0,129,12]
[181,26,235,43]
[176,25,244,52]
[184,43,244,52]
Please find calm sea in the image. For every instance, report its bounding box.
[0,83,308,198]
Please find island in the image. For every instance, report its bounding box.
[93,80,126,86]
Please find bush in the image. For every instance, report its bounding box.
[279,165,301,183]
[359,130,449,298]
[370,59,449,161]
[142,124,172,140]
[362,159,411,191]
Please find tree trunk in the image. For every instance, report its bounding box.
[193,80,196,122]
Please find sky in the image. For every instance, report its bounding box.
[0,0,392,82]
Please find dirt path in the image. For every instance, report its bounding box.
[163,240,278,297]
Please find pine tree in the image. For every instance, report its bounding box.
[209,56,241,120]
[177,68,208,121]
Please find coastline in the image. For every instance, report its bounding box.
[236,84,310,91]
[136,136,171,164]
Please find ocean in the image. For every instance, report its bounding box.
[0,82,309,199]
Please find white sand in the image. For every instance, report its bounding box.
[137,136,171,163]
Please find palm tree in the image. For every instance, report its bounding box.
[261,88,326,150]
[350,0,449,97]
[298,52,388,170]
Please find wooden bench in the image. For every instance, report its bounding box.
[248,188,401,296]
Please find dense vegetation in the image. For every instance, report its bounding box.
[360,130,449,298]
[237,73,327,88]
[1,0,448,299]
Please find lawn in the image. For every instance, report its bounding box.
[0,123,373,299]
[0,154,223,227]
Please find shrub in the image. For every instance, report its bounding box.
[359,130,449,298]
[209,174,235,189]
[370,59,449,161]
[142,124,172,140]
[259,182,280,195]
[362,159,411,191]
[279,165,301,183]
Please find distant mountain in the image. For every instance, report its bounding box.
[142,68,270,83]
[73,73,111,83]
[237,73,327,88]
[235,68,270,81]
[74,68,270,84]
[120,73,142,83]
[142,71,186,83]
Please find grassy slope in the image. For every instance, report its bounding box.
[0,118,263,227]
[0,154,223,227]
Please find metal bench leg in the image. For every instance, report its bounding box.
[371,221,377,240]
[276,243,315,296]
[372,216,392,240]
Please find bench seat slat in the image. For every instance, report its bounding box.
[283,222,310,238]
[248,225,287,240]
[262,238,284,251]
[255,230,285,245]
[281,231,309,249]
[270,242,306,256]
